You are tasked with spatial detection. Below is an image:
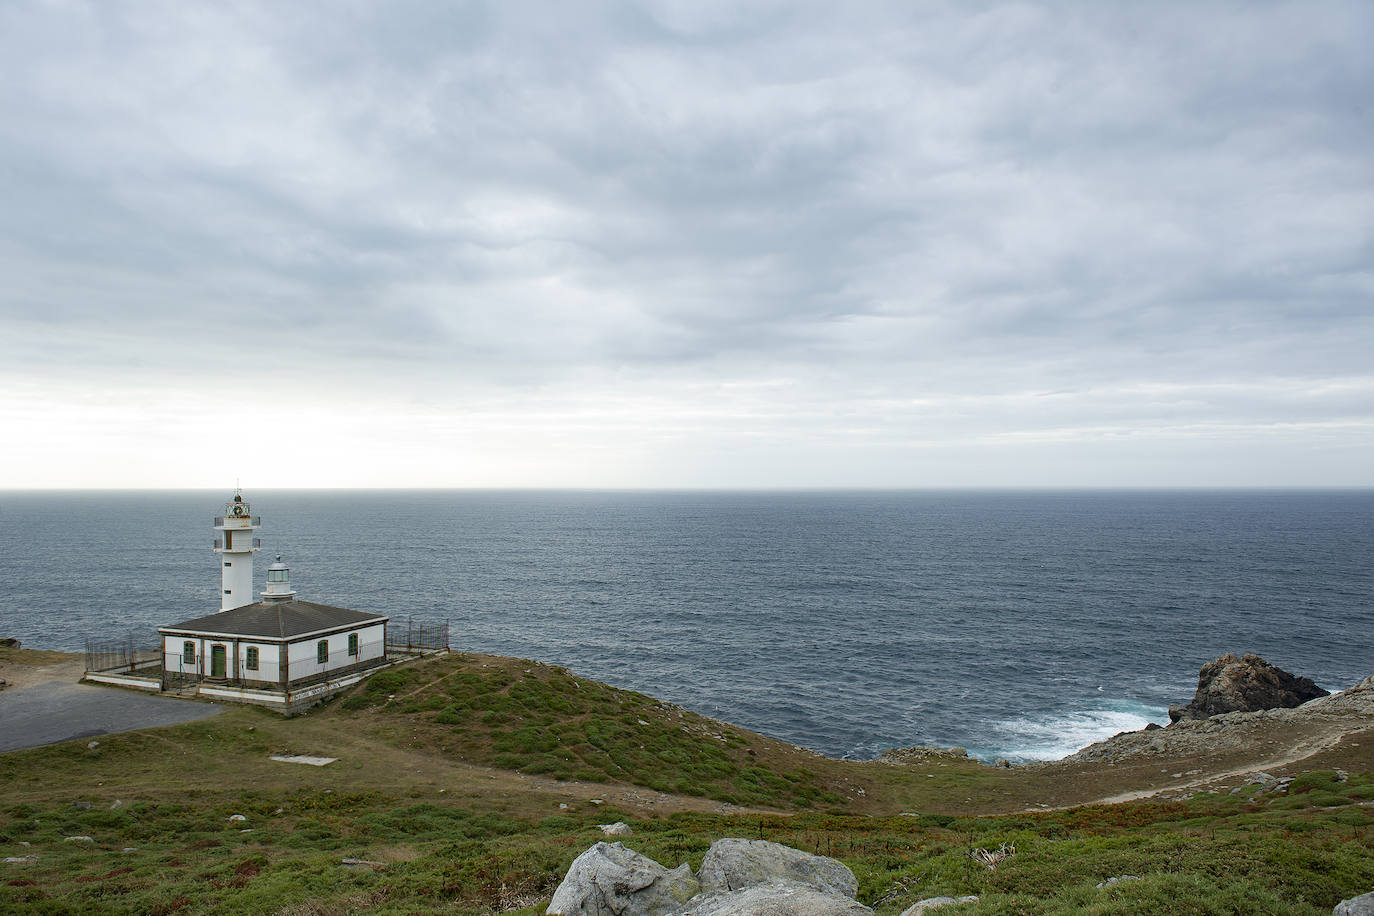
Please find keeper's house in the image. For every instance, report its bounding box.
[154,492,390,712]
[159,589,388,691]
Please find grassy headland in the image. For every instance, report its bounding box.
[0,649,1370,914]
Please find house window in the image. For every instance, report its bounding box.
[317,640,329,664]
[245,646,259,671]
[348,633,359,656]
[183,641,195,665]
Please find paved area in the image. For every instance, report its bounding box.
[0,681,221,753]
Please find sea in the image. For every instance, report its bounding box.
[1,489,1370,764]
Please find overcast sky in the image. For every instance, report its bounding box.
[2,1,1371,488]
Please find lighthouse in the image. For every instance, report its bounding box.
[213,491,261,611]
[262,555,297,603]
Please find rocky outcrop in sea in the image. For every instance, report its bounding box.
[1168,653,1329,723]
[1060,673,1373,767]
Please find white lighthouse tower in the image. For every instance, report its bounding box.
[213,490,261,611]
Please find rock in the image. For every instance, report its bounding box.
[1096,875,1141,888]
[71,801,91,810]
[0,637,20,648]
[341,858,385,868]
[109,800,123,810]
[1169,654,1328,723]
[679,879,873,916]
[600,822,633,837]
[1229,772,1293,795]
[63,836,95,844]
[698,838,858,898]
[899,896,978,915]
[877,746,972,764]
[1334,891,1374,915]
[228,814,247,823]
[993,759,1012,769]
[87,741,99,750]
[4,856,38,864]
[546,842,699,916]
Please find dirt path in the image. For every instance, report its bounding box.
[1087,729,1351,805]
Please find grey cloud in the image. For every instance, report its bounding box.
[1,1,1371,463]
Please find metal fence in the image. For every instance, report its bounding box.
[386,617,450,653]
[85,633,160,673]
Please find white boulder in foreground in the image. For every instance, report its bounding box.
[679,879,872,916]
[1334,891,1374,915]
[899,896,979,915]
[548,839,871,916]
[547,842,699,916]
[699,838,858,898]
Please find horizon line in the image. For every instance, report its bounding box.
[3,485,1373,493]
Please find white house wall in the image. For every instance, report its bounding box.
[163,634,204,678]
[237,641,281,683]
[286,623,386,679]
[162,634,282,682]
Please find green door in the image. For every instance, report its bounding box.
[210,645,227,678]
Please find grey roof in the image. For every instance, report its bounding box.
[160,600,387,640]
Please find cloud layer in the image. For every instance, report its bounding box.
[2,1,1371,486]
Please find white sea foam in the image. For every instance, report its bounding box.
[973,699,1168,763]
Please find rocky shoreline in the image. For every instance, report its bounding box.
[866,657,1374,812]
[1058,673,1373,767]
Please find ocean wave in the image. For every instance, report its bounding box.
[969,699,1168,763]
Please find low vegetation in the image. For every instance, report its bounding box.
[1,776,1371,914]
[0,649,1370,914]
[336,653,844,808]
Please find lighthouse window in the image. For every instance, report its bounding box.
[348,633,359,656]
[245,647,259,671]
[224,589,232,595]
[182,641,195,665]
[224,562,231,567]
[317,640,329,664]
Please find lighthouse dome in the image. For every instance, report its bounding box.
[263,554,297,603]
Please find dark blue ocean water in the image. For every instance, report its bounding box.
[1,490,1370,762]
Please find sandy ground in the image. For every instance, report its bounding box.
[0,652,221,753]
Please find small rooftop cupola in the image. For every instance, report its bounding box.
[262,555,297,603]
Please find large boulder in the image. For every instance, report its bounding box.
[1334,891,1374,915]
[698,839,858,898]
[547,842,699,916]
[677,880,872,916]
[1169,654,1328,724]
[899,897,979,916]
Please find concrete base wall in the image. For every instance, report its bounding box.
[83,673,163,692]
[196,667,379,715]
[81,650,448,716]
